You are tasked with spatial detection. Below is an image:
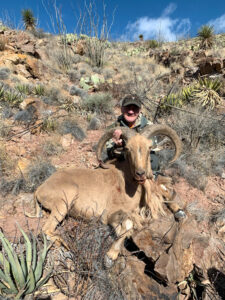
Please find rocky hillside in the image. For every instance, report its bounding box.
[0,25,224,299]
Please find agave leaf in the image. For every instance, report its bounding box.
[0,232,25,290]
[34,234,47,282]
[31,233,37,272]
[36,268,52,290]
[25,267,36,294]
[14,288,26,300]
[17,223,32,273]
[19,252,27,278]
[0,267,9,285]
[41,234,49,262]
[2,253,18,293]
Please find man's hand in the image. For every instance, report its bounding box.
[112,129,123,147]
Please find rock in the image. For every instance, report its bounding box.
[87,117,102,130]
[198,57,224,75]
[60,133,75,149]
[75,39,86,55]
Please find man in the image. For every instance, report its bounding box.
[106,94,186,220]
[106,94,159,172]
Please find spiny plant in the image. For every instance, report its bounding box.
[0,85,4,100]
[159,93,184,114]
[15,84,33,95]
[197,25,214,49]
[192,78,222,110]
[33,84,45,96]
[21,9,36,31]
[147,39,160,49]
[0,226,52,299]
[198,77,221,91]
[3,90,23,107]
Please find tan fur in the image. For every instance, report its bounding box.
[30,129,182,262]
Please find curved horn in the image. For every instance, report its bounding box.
[96,127,135,162]
[141,124,182,163]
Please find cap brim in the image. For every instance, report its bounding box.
[123,100,141,108]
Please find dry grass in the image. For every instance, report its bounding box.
[41,138,64,157]
[53,217,127,299]
[0,36,7,51]
[165,105,224,190]
[0,143,15,176]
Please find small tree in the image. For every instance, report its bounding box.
[197,25,214,49]
[139,34,144,41]
[21,9,36,31]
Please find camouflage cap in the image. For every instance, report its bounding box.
[121,94,142,108]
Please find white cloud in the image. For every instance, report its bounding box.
[209,14,225,33]
[121,3,191,42]
[162,3,177,17]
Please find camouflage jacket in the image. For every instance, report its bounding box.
[106,113,153,159]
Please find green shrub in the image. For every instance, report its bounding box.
[33,84,45,96]
[25,158,56,192]
[15,84,33,95]
[0,68,10,80]
[53,48,76,72]
[147,39,160,49]
[42,140,63,157]
[3,90,23,107]
[85,38,107,67]
[0,227,52,299]
[83,93,113,115]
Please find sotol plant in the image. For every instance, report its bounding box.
[197,25,214,49]
[21,9,36,31]
[0,226,52,299]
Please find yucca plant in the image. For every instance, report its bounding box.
[192,78,222,109]
[0,226,52,299]
[197,25,214,49]
[21,9,36,31]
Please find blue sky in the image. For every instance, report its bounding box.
[1,0,225,41]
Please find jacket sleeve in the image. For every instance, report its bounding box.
[106,139,125,160]
[106,139,116,159]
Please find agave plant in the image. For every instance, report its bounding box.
[21,9,36,31]
[198,77,221,92]
[0,226,52,299]
[197,25,214,49]
[181,85,196,101]
[159,93,184,114]
[192,78,222,110]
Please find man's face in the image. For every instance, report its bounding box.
[121,104,140,124]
